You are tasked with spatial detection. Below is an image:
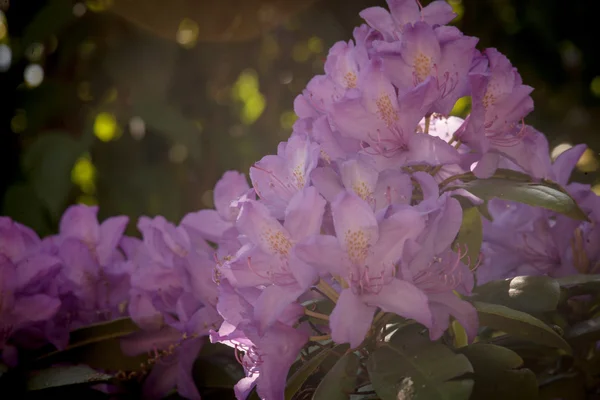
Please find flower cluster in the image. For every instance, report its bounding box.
[1,1,599,400]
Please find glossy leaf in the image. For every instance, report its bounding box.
[285,345,347,400]
[471,276,561,313]
[26,365,113,391]
[474,302,571,353]
[458,344,538,400]
[367,324,473,400]
[556,274,600,297]
[313,351,360,400]
[453,206,483,269]
[456,174,588,221]
[565,316,600,343]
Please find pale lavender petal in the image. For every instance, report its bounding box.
[237,200,293,257]
[295,235,350,277]
[254,284,305,333]
[214,171,250,221]
[331,191,379,255]
[311,166,344,202]
[284,187,326,241]
[429,292,479,342]
[59,205,100,246]
[552,144,587,185]
[362,279,432,328]
[97,215,129,266]
[329,289,376,348]
[180,209,233,243]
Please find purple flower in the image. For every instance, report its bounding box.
[330,58,460,169]
[296,191,431,348]
[249,134,320,219]
[360,0,456,41]
[375,22,478,115]
[311,155,412,212]
[211,281,307,400]
[219,187,325,332]
[0,218,62,363]
[181,171,250,245]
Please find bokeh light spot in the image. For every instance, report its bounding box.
[242,94,266,125]
[448,0,464,22]
[0,43,12,72]
[590,76,600,98]
[85,0,112,12]
[71,155,96,194]
[576,148,599,173]
[76,194,97,206]
[592,184,600,196]
[280,111,298,130]
[73,3,86,17]
[25,43,44,62]
[292,43,310,62]
[232,70,265,125]
[129,116,146,140]
[550,143,572,160]
[176,18,199,48]
[24,64,44,88]
[94,112,118,142]
[308,37,323,53]
[10,109,27,133]
[168,144,188,164]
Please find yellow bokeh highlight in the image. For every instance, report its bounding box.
[85,0,112,12]
[292,43,310,62]
[450,96,472,117]
[71,155,96,195]
[280,111,298,130]
[590,76,600,98]
[307,37,324,53]
[576,148,599,173]
[93,112,118,142]
[176,18,199,48]
[448,0,464,22]
[77,194,98,206]
[592,184,600,196]
[232,70,266,125]
[11,109,27,133]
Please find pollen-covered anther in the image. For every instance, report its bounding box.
[292,164,306,188]
[413,53,433,83]
[352,181,373,202]
[345,229,370,264]
[263,229,293,256]
[376,95,399,127]
[344,72,358,88]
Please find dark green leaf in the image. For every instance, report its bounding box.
[458,344,538,400]
[313,352,360,400]
[565,316,600,343]
[471,276,561,313]
[474,302,571,353]
[457,176,588,221]
[194,355,245,389]
[367,324,473,400]
[22,132,85,219]
[556,274,600,297]
[453,206,482,269]
[285,345,346,400]
[538,373,586,400]
[26,365,113,391]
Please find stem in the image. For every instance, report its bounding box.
[304,309,330,321]
[317,279,340,302]
[438,172,474,191]
[309,335,331,342]
[424,115,431,134]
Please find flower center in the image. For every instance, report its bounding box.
[344,72,358,89]
[413,53,432,83]
[376,95,399,128]
[345,229,371,265]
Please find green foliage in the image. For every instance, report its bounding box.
[26,365,113,391]
[367,324,474,400]
[474,302,571,353]
[471,276,561,313]
[458,344,538,400]
[453,206,483,269]
[313,351,360,400]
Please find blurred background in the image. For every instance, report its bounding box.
[0,0,598,237]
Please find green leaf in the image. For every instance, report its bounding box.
[458,177,588,221]
[22,132,85,219]
[474,302,571,353]
[367,324,473,400]
[35,318,145,371]
[471,276,561,313]
[565,316,600,343]
[556,274,600,297]
[27,365,113,391]
[458,344,538,400]
[285,345,347,400]
[313,352,360,400]
[453,206,482,269]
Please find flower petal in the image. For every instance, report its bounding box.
[295,235,350,277]
[180,209,233,244]
[97,215,129,266]
[59,205,100,246]
[284,187,326,241]
[237,200,293,258]
[254,284,305,334]
[329,289,376,348]
[363,279,432,328]
[429,292,479,342]
[214,171,250,221]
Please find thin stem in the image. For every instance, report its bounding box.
[438,172,474,191]
[309,335,331,342]
[424,115,431,134]
[304,309,330,321]
[317,279,340,302]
